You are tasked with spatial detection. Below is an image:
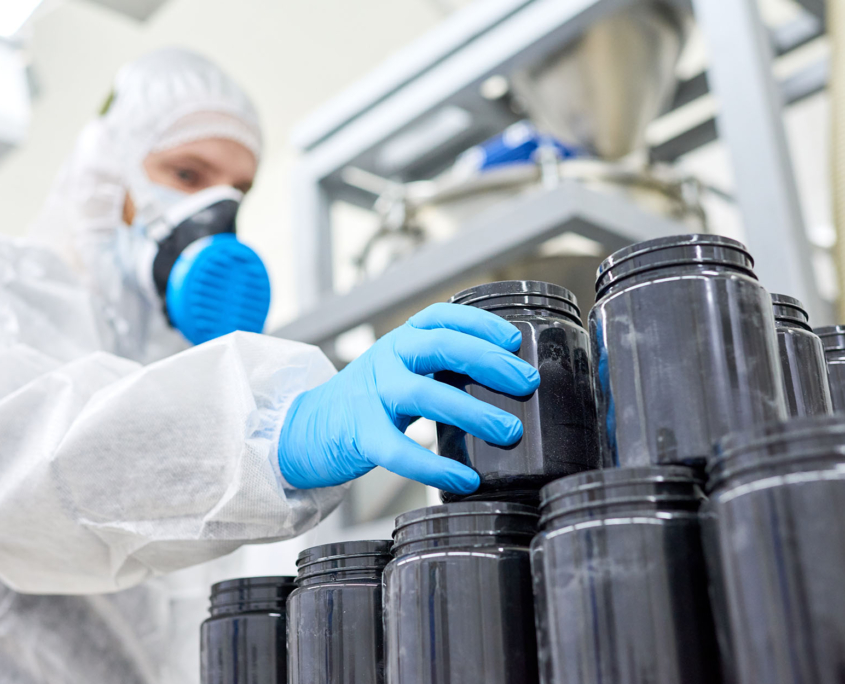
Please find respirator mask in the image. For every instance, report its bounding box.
[131,184,271,345]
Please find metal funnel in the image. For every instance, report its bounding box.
[512,1,688,160]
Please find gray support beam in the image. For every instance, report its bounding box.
[651,56,829,162]
[272,182,688,346]
[794,0,825,21]
[691,0,827,322]
[291,163,334,311]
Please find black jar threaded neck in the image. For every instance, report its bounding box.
[595,234,755,299]
[814,325,845,353]
[208,576,297,617]
[450,280,581,325]
[771,293,811,331]
[538,466,703,530]
[392,501,538,557]
[709,415,845,493]
[294,540,392,587]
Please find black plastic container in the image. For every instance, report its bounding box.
[699,496,737,684]
[532,467,721,684]
[814,325,845,411]
[200,576,295,684]
[707,416,845,684]
[436,281,599,504]
[287,540,392,684]
[590,234,786,468]
[771,294,832,417]
[384,501,539,684]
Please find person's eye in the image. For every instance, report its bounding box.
[174,168,200,186]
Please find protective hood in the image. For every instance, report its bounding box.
[26,48,263,363]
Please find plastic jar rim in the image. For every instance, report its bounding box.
[393,501,539,531]
[449,280,581,323]
[391,530,536,557]
[392,503,538,554]
[709,416,845,489]
[296,540,392,567]
[814,325,845,351]
[540,466,700,500]
[539,494,702,528]
[714,416,845,459]
[210,575,297,596]
[595,234,755,299]
[707,447,845,493]
[538,467,702,525]
[771,293,811,329]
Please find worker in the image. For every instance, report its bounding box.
[0,48,538,683]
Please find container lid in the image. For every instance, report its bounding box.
[392,501,538,555]
[595,234,755,299]
[208,576,297,616]
[295,540,392,584]
[814,325,845,352]
[538,466,703,528]
[770,293,811,330]
[709,415,845,492]
[450,280,581,325]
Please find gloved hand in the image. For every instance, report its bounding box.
[278,303,540,494]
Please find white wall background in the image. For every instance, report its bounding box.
[0,0,448,326]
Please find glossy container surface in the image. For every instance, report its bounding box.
[200,576,295,684]
[532,468,721,684]
[699,496,738,684]
[287,540,392,684]
[815,325,845,411]
[384,502,540,684]
[770,294,832,417]
[708,416,845,684]
[591,234,786,468]
[436,280,599,505]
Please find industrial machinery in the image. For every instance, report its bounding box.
[275,0,830,350]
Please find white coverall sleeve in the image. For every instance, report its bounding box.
[0,332,345,595]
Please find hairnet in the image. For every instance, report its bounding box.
[103,47,262,218]
[29,47,262,264]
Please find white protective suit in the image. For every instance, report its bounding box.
[0,49,344,683]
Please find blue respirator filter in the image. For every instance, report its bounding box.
[166,233,271,345]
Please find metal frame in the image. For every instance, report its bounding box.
[277,0,831,343]
[275,181,688,346]
[289,0,690,311]
[691,0,827,322]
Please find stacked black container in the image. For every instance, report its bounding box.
[384,280,602,684]
[384,502,540,684]
[200,576,296,684]
[203,237,845,684]
[531,234,791,684]
[707,415,845,684]
[770,294,832,417]
[814,325,845,410]
[435,280,600,505]
[590,234,786,468]
[287,540,392,684]
[532,467,720,684]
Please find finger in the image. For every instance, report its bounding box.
[394,373,523,445]
[365,424,480,494]
[396,327,539,395]
[408,302,521,351]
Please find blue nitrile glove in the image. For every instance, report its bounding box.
[278,303,541,494]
